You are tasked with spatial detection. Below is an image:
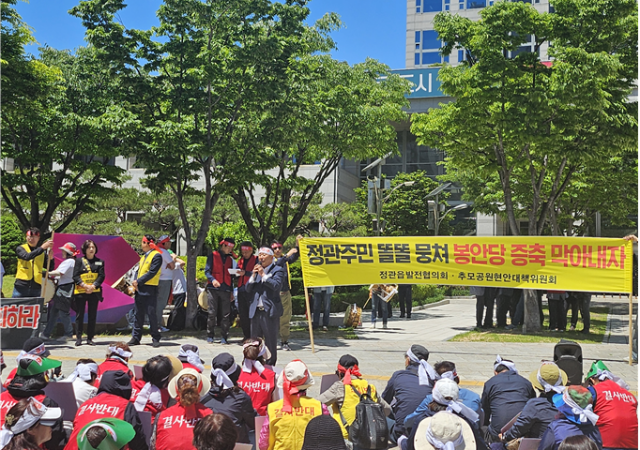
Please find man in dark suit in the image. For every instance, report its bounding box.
[245,246,284,365]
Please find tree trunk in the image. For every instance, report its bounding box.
[522,289,541,333]
[185,246,200,327]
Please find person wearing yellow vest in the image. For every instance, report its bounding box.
[73,239,106,347]
[258,360,330,450]
[318,355,391,444]
[128,235,163,348]
[271,235,302,352]
[13,227,53,298]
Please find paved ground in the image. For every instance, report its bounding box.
[3,297,636,398]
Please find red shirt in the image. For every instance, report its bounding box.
[0,391,46,426]
[64,392,130,450]
[237,367,276,416]
[155,403,212,450]
[2,368,17,388]
[96,358,133,385]
[593,379,638,448]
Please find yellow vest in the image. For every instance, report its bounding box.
[138,250,161,286]
[268,396,323,450]
[74,258,101,295]
[331,378,379,438]
[15,244,44,284]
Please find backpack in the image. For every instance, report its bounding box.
[341,384,389,450]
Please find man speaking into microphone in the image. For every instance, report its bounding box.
[245,246,284,365]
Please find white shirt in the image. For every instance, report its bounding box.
[172,266,186,295]
[56,259,76,285]
[159,248,175,281]
[71,378,98,408]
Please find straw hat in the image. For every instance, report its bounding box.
[414,412,476,450]
[168,368,211,400]
[529,362,568,391]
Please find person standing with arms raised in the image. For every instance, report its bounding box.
[73,239,105,347]
[204,237,237,344]
[271,235,302,351]
[128,235,163,348]
[13,228,53,298]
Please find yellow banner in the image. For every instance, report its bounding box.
[299,237,633,293]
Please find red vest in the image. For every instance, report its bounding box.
[2,368,17,388]
[593,379,638,448]
[237,255,258,288]
[96,358,133,385]
[182,362,203,373]
[64,392,130,450]
[155,403,212,450]
[0,391,46,426]
[237,367,276,416]
[210,251,233,287]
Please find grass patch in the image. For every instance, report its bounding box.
[450,307,610,344]
[2,275,16,298]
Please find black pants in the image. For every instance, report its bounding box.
[476,295,494,327]
[237,288,252,340]
[579,293,591,332]
[566,294,580,328]
[398,285,412,318]
[75,293,100,340]
[496,293,511,327]
[251,309,278,366]
[548,299,566,331]
[207,289,231,339]
[132,289,161,342]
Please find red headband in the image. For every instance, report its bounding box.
[282,362,310,413]
[337,364,361,385]
[271,244,283,249]
[220,240,235,248]
[241,246,253,252]
[26,230,40,237]
[142,237,158,251]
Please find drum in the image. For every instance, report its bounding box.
[343,303,362,328]
[112,275,136,297]
[198,289,209,311]
[42,279,56,304]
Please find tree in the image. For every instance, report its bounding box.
[71,0,339,325]
[230,56,411,245]
[411,0,638,331]
[296,199,368,238]
[1,4,136,236]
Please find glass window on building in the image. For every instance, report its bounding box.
[422,0,443,12]
[467,0,486,8]
[422,30,440,50]
[422,52,441,65]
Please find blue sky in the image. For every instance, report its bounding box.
[15,0,407,70]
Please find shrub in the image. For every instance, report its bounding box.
[1,215,24,274]
[179,256,208,286]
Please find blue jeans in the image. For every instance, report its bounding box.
[12,283,42,298]
[313,290,332,328]
[371,293,387,325]
[42,302,73,338]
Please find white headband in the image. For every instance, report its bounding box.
[536,367,565,394]
[212,366,237,390]
[440,370,457,381]
[0,398,50,448]
[494,355,518,374]
[178,348,204,372]
[108,346,132,359]
[432,385,479,423]
[242,342,267,375]
[133,383,163,412]
[258,247,274,256]
[407,347,437,386]
[67,363,99,383]
[594,369,631,391]
[425,420,465,450]
[16,343,47,363]
[562,390,599,425]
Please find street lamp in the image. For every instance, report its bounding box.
[383,181,416,202]
[431,203,469,236]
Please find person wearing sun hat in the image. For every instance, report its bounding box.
[412,411,476,450]
[76,418,135,450]
[585,361,637,450]
[66,370,148,450]
[0,354,67,450]
[152,368,212,450]
[496,362,568,443]
[259,359,330,450]
[3,337,52,388]
[40,242,79,342]
[538,386,602,450]
[201,353,256,444]
[0,396,62,450]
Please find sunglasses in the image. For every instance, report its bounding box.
[271,245,283,250]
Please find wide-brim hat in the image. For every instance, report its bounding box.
[164,354,184,381]
[277,360,315,391]
[168,368,211,400]
[414,412,476,450]
[17,355,62,377]
[198,290,209,310]
[586,360,609,379]
[77,418,135,450]
[530,363,568,391]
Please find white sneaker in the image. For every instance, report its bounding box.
[282,342,291,351]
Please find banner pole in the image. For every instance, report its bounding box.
[629,292,633,366]
[304,285,315,354]
[41,231,54,298]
